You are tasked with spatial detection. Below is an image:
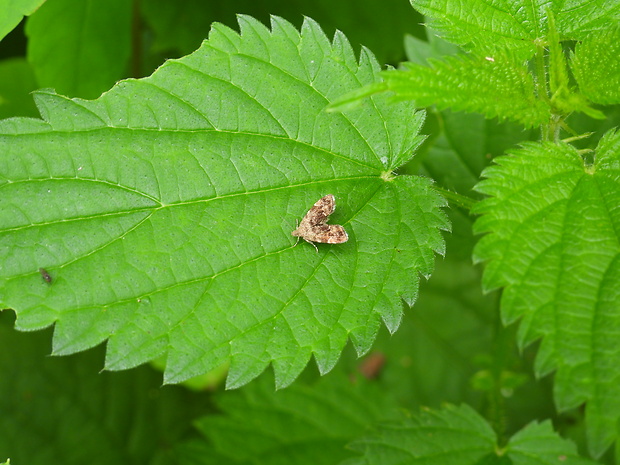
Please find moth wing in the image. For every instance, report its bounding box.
[305,224,348,244]
[314,194,336,216]
[324,225,348,244]
[292,194,342,241]
[303,194,335,226]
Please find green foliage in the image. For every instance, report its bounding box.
[346,404,598,465]
[0,57,38,118]
[403,31,460,66]
[331,0,618,129]
[473,130,620,457]
[0,0,43,40]
[141,0,423,65]
[177,373,401,465]
[1,16,447,390]
[571,26,620,105]
[381,54,551,127]
[25,0,132,99]
[410,0,620,59]
[2,0,620,464]
[0,312,209,464]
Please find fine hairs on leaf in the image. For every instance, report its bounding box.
[0,16,448,390]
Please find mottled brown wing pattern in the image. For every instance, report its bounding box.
[292,195,349,248]
[304,194,336,226]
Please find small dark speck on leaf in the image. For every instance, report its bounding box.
[39,268,52,283]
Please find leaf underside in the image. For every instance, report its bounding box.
[0,16,448,389]
[473,130,620,457]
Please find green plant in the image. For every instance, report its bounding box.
[1,0,619,464]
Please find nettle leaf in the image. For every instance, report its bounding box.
[473,130,620,457]
[346,404,597,465]
[332,1,620,127]
[571,26,620,106]
[410,0,620,59]
[177,373,400,465]
[355,1,620,127]
[0,16,448,389]
[379,54,551,128]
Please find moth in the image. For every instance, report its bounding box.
[292,194,348,251]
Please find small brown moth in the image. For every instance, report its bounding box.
[292,194,348,251]
[39,267,52,283]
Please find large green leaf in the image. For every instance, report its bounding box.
[0,16,448,389]
[473,130,620,457]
